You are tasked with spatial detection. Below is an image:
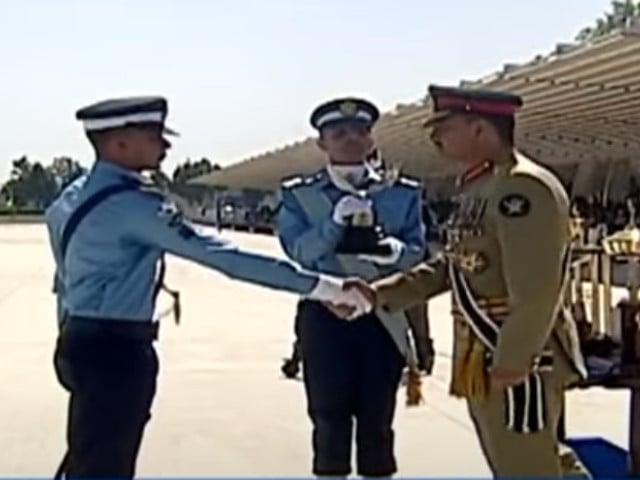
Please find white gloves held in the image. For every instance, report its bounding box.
[331,196,404,266]
[305,274,373,318]
[332,195,372,226]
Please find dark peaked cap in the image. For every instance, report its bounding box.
[424,85,523,127]
[310,97,380,130]
[75,96,179,135]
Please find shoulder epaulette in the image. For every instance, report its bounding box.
[281,175,304,189]
[396,176,421,189]
[281,172,323,190]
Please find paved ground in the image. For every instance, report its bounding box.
[0,224,631,476]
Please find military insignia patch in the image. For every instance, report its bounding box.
[158,201,184,227]
[498,194,530,218]
[339,100,358,116]
[458,251,488,273]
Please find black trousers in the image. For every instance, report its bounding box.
[297,300,405,477]
[53,320,159,479]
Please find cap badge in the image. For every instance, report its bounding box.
[339,101,358,116]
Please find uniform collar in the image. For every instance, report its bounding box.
[93,158,144,183]
[323,163,383,192]
[365,163,383,184]
[458,160,494,187]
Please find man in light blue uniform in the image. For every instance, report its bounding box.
[277,97,426,478]
[46,96,370,479]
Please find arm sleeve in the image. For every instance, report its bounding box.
[490,175,567,371]
[276,187,344,266]
[123,192,320,295]
[372,256,449,313]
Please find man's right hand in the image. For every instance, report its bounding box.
[306,275,373,318]
[342,278,377,311]
[326,279,377,320]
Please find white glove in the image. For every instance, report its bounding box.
[332,195,372,226]
[357,236,404,265]
[304,274,373,318]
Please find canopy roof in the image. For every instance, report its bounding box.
[193,23,640,193]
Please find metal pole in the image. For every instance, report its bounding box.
[590,253,601,329]
[601,252,613,335]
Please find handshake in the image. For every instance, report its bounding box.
[306,274,377,319]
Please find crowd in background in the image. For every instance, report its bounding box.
[572,196,638,233]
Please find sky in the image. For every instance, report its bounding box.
[0,0,614,181]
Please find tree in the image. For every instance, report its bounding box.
[149,169,173,192]
[30,162,59,207]
[0,155,87,210]
[171,157,219,184]
[0,156,59,208]
[575,0,639,42]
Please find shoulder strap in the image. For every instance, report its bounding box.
[60,182,139,261]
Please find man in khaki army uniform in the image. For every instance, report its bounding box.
[341,85,589,478]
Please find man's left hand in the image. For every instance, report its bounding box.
[357,236,404,265]
[489,367,530,390]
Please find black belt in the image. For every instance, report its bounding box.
[534,352,554,371]
[63,316,159,342]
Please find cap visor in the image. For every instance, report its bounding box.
[163,125,180,136]
[422,110,453,128]
[319,117,372,131]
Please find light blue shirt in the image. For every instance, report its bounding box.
[44,159,319,323]
[45,173,89,326]
[277,167,426,279]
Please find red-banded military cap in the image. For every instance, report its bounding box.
[423,85,523,128]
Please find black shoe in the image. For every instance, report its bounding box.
[281,358,300,379]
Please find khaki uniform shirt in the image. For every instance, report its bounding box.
[372,153,586,399]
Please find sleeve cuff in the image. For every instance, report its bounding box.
[372,278,408,314]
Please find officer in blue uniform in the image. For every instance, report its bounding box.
[45,96,371,479]
[277,97,426,478]
[279,147,389,380]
